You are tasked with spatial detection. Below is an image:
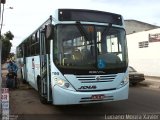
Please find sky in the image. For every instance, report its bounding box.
[1,0,160,53]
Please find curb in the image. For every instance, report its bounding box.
[148,85,160,89]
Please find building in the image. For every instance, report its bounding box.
[127,27,160,77]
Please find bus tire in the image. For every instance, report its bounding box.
[37,77,48,104]
[20,69,27,84]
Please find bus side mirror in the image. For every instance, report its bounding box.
[46,24,54,40]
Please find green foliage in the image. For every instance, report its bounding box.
[4,31,14,40]
[1,31,14,62]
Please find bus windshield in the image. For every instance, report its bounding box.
[53,24,127,74]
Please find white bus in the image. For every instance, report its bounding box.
[16,9,129,105]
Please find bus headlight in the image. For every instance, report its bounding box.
[54,77,75,91]
[117,76,129,89]
[56,79,65,87]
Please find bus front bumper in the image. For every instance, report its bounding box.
[52,83,129,105]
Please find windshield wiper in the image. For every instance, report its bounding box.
[76,22,89,41]
[101,23,112,40]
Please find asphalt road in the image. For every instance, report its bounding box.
[7,85,160,120]
[1,65,160,120]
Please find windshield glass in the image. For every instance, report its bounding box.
[53,24,128,74]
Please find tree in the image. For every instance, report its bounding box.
[4,31,14,40]
[1,31,14,62]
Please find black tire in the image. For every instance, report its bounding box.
[37,78,48,104]
[6,79,14,88]
[15,78,20,89]
[20,69,27,84]
[130,82,137,86]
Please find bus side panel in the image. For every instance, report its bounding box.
[26,57,33,87]
[33,55,41,90]
[25,56,40,90]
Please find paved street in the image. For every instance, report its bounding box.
[140,76,160,89]
[1,64,160,120]
[7,84,160,120]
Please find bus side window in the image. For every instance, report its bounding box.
[17,47,23,58]
[25,42,29,57]
[36,31,40,55]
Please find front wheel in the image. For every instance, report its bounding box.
[130,82,137,86]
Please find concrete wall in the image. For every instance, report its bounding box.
[127,28,160,77]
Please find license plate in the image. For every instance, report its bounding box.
[91,94,105,100]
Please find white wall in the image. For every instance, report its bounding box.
[127,28,160,77]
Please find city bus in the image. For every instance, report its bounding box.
[16,9,129,105]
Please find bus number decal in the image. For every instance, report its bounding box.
[52,72,59,75]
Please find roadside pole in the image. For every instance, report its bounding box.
[0,40,2,117]
[0,37,1,118]
[0,0,2,115]
[1,0,6,117]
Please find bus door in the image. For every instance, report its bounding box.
[22,44,27,81]
[39,29,52,102]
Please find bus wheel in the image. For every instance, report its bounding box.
[20,69,27,84]
[37,78,48,104]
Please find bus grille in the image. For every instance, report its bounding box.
[76,74,117,83]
